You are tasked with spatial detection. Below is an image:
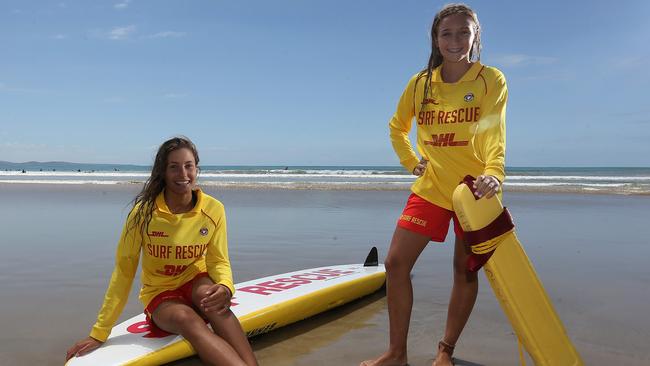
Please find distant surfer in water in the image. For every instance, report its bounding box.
[66,136,257,366]
[361,4,507,366]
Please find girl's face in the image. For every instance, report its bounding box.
[435,13,477,64]
[164,147,197,196]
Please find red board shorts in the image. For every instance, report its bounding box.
[397,193,464,242]
[143,272,210,337]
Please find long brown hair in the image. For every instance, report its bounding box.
[129,136,200,236]
[417,3,482,102]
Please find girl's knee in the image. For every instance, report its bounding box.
[169,308,204,330]
[384,255,408,275]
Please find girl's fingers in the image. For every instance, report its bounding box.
[203,303,229,314]
[77,341,99,357]
[201,299,219,309]
[413,162,427,176]
[77,344,90,356]
[473,175,485,196]
[473,175,499,198]
[202,291,227,306]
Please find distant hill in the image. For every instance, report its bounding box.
[0,161,149,172]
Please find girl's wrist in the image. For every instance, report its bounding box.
[219,284,232,298]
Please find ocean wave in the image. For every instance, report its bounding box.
[507,175,650,182]
[504,182,629,187]
[0,171,150,177]
[2,179,649,195]
[4,170,648,181]
[2,166,649,195]
[0,179,128,185]
[0,171,412,180]
[202,169,407,175]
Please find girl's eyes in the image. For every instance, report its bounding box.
[440,30,472,37]
[168,164,195,170]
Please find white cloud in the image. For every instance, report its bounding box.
[114,0,131,10]
[492,54,558,67]
[51,34,67,40]
[146,31,186,39]
[108,25,136,40]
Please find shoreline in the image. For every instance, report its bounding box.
[1,181,649,196]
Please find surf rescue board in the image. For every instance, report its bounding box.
[67,247,385,366]
[453,176,583,365]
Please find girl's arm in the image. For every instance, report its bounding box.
[475,71,508,184]
[389,74,421,174]
[205,203,235,297]
[89,213,143,342]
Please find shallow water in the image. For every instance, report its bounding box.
[1,184,649,365]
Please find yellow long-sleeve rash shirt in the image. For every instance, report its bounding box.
[90,189,235,342]
[390,62,508,210]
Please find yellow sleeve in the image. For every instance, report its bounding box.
[90,213,142,342]
[206,204,235,296]
[475,71,508,183]
[389,74,421,174]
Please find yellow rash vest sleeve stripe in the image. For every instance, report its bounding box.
[388,62,508,210]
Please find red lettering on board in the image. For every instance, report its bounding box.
[236,268,359,296]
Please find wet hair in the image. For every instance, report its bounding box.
[129,136,199,236]
[417,3,481,101]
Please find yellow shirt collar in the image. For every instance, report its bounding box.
[430,61,483,83]
[155,188,204,215]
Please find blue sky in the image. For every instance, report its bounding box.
[1,0,649,166]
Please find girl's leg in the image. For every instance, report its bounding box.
[152,301,247,366]
[193,277,258,366]
[360,226,431,366]
[432,236,478,366]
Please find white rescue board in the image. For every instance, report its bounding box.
[67,248,385,366]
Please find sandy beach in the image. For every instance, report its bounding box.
[1,183,649,365]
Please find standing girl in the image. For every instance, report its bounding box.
[362,4,507,366]
[66,137,258,366]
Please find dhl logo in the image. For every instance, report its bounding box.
[424,133,468,147]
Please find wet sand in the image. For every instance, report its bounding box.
[1,184,649,365]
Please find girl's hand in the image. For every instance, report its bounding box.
[473,175,501,199]
[412,158,428,176]
[200,284,232,315]
[66,336,103,361]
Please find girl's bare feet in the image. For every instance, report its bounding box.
[360,350,407,366]
[432,340,455,366]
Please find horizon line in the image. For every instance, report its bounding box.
[1,161,649,169]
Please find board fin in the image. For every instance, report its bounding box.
[364,247,379,267]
